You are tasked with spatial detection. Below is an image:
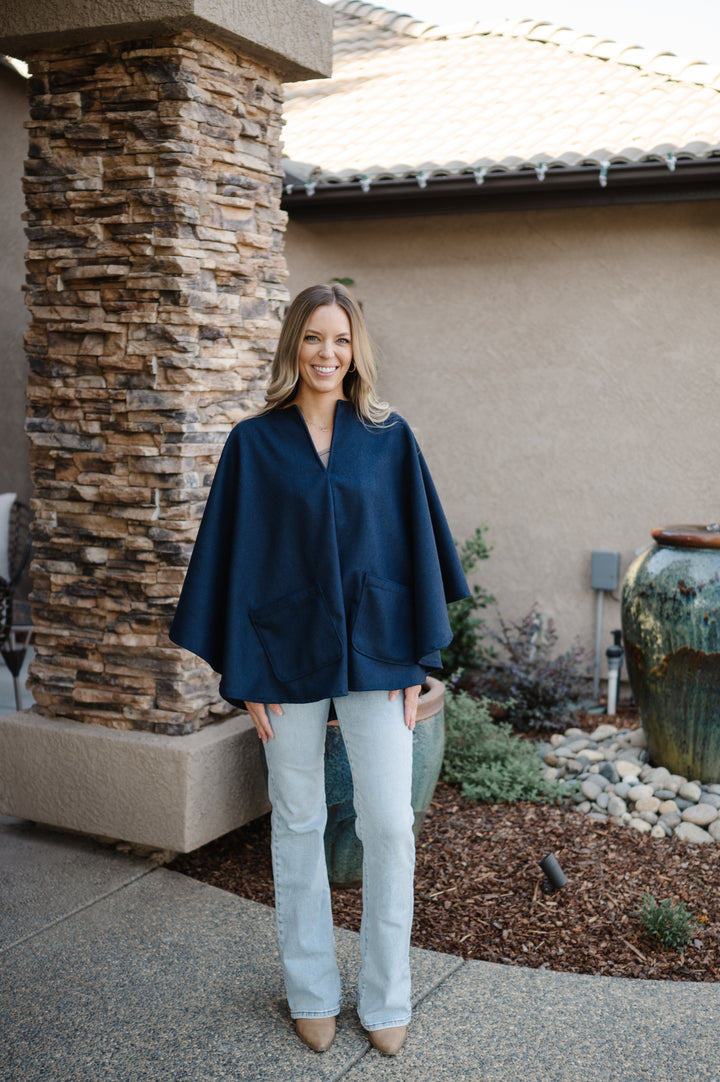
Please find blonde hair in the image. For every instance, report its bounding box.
[262,283,392,425]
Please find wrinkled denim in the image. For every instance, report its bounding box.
[262,689,414,1031]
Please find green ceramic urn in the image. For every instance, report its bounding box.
[324,676,445,885]
[621,524,720,783]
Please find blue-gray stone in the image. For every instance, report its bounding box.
[581,779,603,801]
[597,762,620,784]
[699,793,720,809]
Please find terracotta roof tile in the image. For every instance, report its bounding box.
[283,1,720,188]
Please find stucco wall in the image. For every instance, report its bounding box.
[0,65,30,506]
[285,202,720,662]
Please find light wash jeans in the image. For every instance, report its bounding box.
[262,689,415,1031]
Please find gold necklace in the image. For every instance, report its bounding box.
[299,408,331,433]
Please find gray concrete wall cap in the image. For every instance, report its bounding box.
[0,0,333,81]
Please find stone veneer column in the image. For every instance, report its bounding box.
[0,3,331,849]
[23,33,290,734]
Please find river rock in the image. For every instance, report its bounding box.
[582,779,604,802]
[628,784,654,802]
[591,723,620,741]
[675,821,714,843]
[535,721,720,846]
[564,737,590,753]
[681,803,718,826]
[641,765,672,787]
[616,760,642,779]
[597,761,620,785]
[579,750,605,764]
[678,781,703,802]
[653,789,678,801]
[699,793,720,809]
[634,795,661,813]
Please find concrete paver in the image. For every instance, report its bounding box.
[2,815,719,1082]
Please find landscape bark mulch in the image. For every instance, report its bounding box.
[170,709,720,983]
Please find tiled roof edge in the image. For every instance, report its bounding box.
[330,1,443,39]
[331,1,720,89]
[493,17,720,89]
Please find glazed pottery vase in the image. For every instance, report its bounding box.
[324,676,446,885]
[621,524,720,783]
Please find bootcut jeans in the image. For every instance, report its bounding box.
[262,688,415,1031]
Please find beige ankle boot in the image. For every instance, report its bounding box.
[368,1025,408,1055]
[295,1016,337,1053]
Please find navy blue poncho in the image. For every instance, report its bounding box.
[169,401,469,704]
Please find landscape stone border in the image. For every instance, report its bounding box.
[539,723,720,844]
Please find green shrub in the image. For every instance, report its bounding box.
[442,690,570,805]
[636,894,697,951]
[441,526,494,676]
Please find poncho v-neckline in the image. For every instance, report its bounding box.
[287,398,348,468]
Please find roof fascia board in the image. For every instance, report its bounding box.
[283,160,720,221]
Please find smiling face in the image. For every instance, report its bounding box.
[296,304,353,404]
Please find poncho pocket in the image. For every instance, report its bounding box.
[351,573,416,665]
[250,584,343,683]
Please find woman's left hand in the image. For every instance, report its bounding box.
[389,685,422,731]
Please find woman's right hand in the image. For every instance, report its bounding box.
[245,701,282,744]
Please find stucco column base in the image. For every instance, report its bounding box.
[0,710,269,852]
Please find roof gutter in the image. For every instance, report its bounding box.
[282,158,720,221]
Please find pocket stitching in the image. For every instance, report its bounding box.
[351,573,416,665]
[250,584,343,683]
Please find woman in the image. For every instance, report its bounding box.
[170,283,468,1056]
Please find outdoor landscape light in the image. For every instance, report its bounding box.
[539,853,567,893]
